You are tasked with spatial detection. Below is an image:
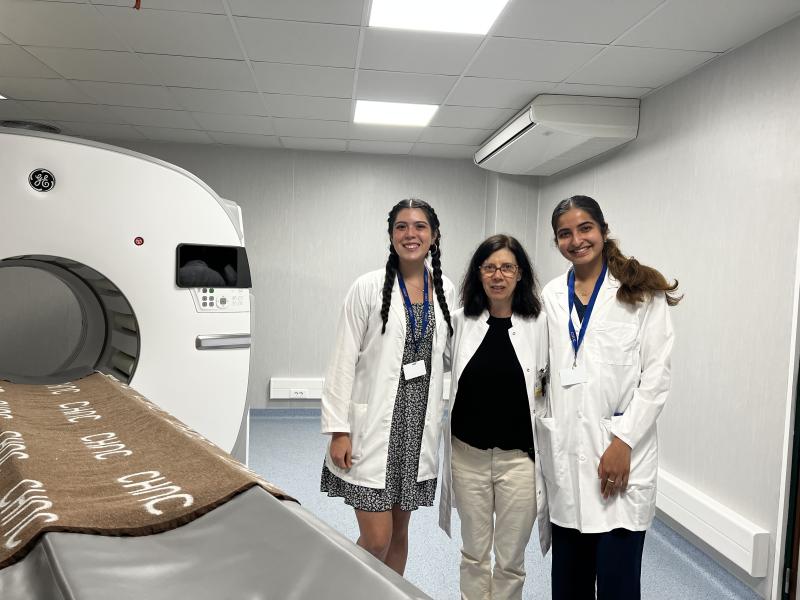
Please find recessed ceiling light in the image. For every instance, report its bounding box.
[354,100,438,127]
[0,94,6,100]
[369,0,510,35]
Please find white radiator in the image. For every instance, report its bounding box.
[657,469,769,577]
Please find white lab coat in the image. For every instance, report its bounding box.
[438,307,552,554]
[321,268,456,489]
[538,269,674,534]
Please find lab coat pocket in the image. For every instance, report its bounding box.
[588,322,637,366]
[534,416,560,484]
[623,485,656,527]
[348,403,368,463]
[600,418,658,487]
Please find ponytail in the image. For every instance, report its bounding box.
[604,239,682,306]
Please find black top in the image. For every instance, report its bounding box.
[573,294,586,321]
[451,315,533,453]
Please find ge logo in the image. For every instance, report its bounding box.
[29,169,56,192]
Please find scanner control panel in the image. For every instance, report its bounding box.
[189,288,249,313]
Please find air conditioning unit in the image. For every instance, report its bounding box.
[474,95,640,176]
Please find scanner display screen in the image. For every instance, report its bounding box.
[176,244,252,289]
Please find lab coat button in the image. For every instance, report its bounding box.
[577,411,583,419]
[579,455,586,462]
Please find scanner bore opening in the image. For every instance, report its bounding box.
[0,256,140,385]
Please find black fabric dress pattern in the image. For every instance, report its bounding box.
[321,302,437,512]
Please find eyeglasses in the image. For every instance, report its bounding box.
[479,263,519,277]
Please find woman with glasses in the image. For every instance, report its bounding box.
[438,234,549,600]
[320,199,455,575]
[540,195,680,600]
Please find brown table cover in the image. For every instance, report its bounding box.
[0,372,294,569]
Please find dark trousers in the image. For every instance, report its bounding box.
[551,523,646,600]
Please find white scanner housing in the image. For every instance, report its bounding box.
[0,128,251,452]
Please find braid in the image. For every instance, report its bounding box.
[430,244,453,336]
[380,247,399,334]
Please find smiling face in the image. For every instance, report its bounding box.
[555,208,606,270]
[391,208,435,265]
[480,248,520,309]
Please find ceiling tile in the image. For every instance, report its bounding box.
[140,55,256,90]
[99,6,243,59]
[87,0,225,14]
[73,81,180,109]
[0,77,92,103]
[360,29,483,75]
[347,140,412,154]
[110,106,199,128]
[0,1,126,50]
[410,143,477,159]
[168,88,266,115]
[236,17,359,67]
[273,118,349,138]
[553,82,652,98]
[229,0,364,25]
[431,105,516,129]
[492,0,664,44]
[348,123,423,142]
[26,47,160,84]
[15,100,127,123]
[0,46,61,78]
[208,131,281,147]
[447,77,556,108]
[191,112,275,135]
[617,0,800,52]
[419,126,492,145]
[136,126,214,143]
[468,38,602,81]
[53,121,148,141]
[252,63,353,97]
[0,33,10,44]
[567,46,718,88]
[281,137,347,151]
[0,99,42,120]
[264,94,351,120]
[356,70,457,104]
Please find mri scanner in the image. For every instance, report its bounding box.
[0,128,430,600]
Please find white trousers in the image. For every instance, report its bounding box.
[450,436,537,600]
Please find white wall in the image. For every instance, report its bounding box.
[533,15,800,599]
[105,143,538,411]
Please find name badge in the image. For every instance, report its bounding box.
[560,365,588,387]
[403,360,426,380]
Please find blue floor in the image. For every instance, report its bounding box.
[247,412,760,600]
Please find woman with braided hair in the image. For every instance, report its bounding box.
[320,198,455,575]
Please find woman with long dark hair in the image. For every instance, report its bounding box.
[539,195,680,599]
[320,199,454,574]
[439,234,549,599]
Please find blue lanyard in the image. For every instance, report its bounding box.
[567,262,607,365]
[397,271,429,356]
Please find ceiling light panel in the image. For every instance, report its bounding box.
[369,0,510,35]
[354,100,438,127]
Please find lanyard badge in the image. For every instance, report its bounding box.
[397,271,430,358]
[566,261,607,364]
[560,262,607,387]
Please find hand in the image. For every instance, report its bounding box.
[330,432,352,469]
[598,436,631,499]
